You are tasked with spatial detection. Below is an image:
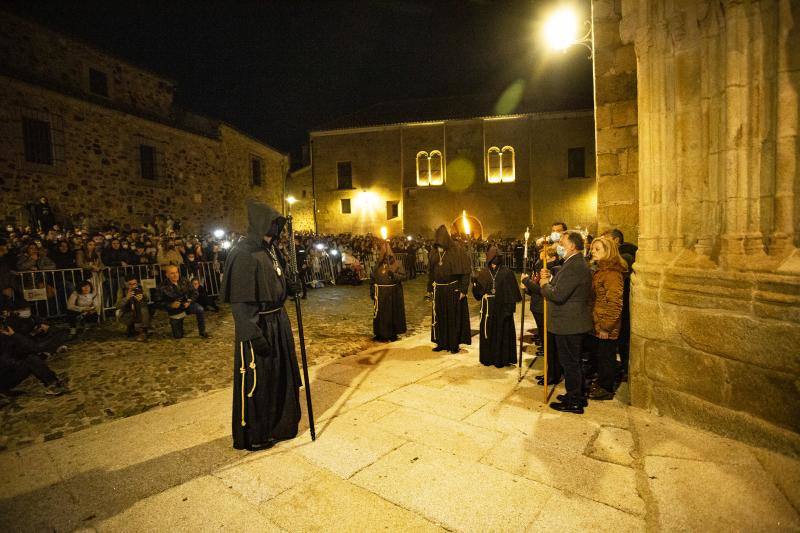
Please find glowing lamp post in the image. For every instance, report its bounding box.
[462,210,471,237]
[543,7,592,57]
[380,226,388,241]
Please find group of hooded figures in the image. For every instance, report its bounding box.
[368,224,520,368]
[222,203,533,450]
[223,201,600,450]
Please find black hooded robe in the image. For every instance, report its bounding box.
[473,258,521,367]
[370,246,407,340]
[223,200,302,450]
[427,225,471,352]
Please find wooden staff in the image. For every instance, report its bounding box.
[542,246,550,404]
[518,227,530,379]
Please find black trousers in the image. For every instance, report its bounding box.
[595,337,618,392]
[0,353,57,391]
[534,312,561,383]
[554,333,586,400]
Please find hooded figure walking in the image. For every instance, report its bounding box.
[223,200,302,450]
[472,246,521,367]
[427,225,472,353]
[370,242,407,341]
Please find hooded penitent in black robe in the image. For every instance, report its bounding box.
[472,247,521,367]
[223,200,301,450]
[427,225,471,353]
[370,243,407,341]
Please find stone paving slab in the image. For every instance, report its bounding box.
[526,491,647,533]
[372,406,506,461]
[2,312,799,532]
[351,441,558,532]
[261,469,446,532]
[95,475,283,532]
[481,433,646,516]
[644,455,800,531]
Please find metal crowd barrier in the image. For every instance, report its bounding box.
[13,261,224,320]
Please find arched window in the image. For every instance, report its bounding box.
[487,146,515,183]
[500,146,515,182]
[416,150,445,186]
[416,151,430,186]
[487,147,502,183]
[429,150,444,186]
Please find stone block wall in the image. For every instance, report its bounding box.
[286,165,315,232]
[0,12,175,119]
[614,0,800,455]
[311,111,596,240]
[593,0,639,243]
[0,76,285,234]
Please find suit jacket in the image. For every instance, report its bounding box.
[540,253,593,335]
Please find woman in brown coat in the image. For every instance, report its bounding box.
[588,237,627,400]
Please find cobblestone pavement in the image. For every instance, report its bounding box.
[0,277,482,451]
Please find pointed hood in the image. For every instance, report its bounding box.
[246,199,282,242]
[377,241,395,264]
[434,225,453,250]
[485,246,499,265]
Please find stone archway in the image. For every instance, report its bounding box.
[450,214,484,240]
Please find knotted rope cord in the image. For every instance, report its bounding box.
[247,340,257,397]
[481,293,495,339]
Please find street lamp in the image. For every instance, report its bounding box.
[286,195,297,206]
[543,6,592,57]
[213,228,225,239]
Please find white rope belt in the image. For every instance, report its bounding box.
[373,284,397,318]
[258,307,282,315]
[480,293,495,339]
[238,338,260,427]
[431,280,458,341]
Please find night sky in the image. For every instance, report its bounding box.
[3,0,593,162]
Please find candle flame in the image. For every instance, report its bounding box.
[380,226,388,240]
[462,210,471,236]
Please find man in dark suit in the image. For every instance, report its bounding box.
[539,231,593,414]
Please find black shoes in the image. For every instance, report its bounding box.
[199,332,211,339]
[549,400,584,414]
[556,394,588,407]
[432,346,445,352]
[589,387,614,400]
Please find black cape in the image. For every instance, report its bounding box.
[370,245,407,340]
[223,200,301,450]
[427,225,471,351]
[473,259,521,367]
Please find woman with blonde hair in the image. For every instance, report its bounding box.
[588,236,627,400]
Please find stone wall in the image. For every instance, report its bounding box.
[616,0,800,455]
[0,77,285,234]
[0,12,175,119]
[592,0,639,243]
[286,165,315,232]
[311,112,596,240]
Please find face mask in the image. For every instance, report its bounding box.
[550,231,562,243]
[16,309,31,319]
[556,245,566,258]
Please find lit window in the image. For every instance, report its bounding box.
[416,151,430,186]
[416,150,444,186]
[429,151,443,186]
[487,146,515,183]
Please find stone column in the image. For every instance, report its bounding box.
[592,0,639,243]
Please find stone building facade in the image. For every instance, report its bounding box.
[0,12,286,233]
[310,111,597,240]
[286,165,315,232]
[593,0,800,455]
